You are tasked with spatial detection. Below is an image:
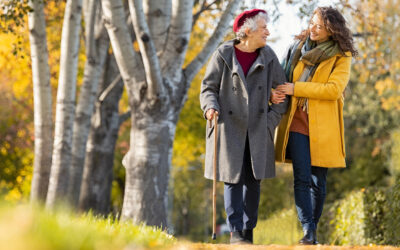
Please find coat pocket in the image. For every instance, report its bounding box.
[207,124,214,139]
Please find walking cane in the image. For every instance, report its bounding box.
[211,113,218,240]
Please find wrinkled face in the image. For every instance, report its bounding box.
[309,13,331,43]
[247,18,270,48]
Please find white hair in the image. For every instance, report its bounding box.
[236,12,269,41]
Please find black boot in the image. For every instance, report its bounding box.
[230,231,248,244]
[242,229,253,244]
[299,230,316,245]
[314,230,319,245]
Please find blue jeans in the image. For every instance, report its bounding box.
[224,137,260,232]
[287,132,328,231]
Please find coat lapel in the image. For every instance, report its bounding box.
[247,48,273,77]
[231,52,248,92]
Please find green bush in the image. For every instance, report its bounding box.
[318,185,400,246]
[364,188,387,244]
[326,191,366,245]
[385,181,400,245]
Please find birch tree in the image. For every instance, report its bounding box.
[67,0,109,207]
[101,0,241,226]
[79,54,125,214]
[28,0,53,202]
[46,0,83,208]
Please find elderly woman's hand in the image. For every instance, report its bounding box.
[276,82,294,96]
[206,109,218,120]
[270,89,286,104]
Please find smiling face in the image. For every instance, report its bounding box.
[247,18,270,48]
[309,13,331,43]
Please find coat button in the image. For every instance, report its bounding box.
[259,108,264,113]
[229,111,233,115]
[232,87,237,91]
[258,86,262,90]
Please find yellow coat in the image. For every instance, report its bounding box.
[275,51,352,168]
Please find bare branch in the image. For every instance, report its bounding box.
[184,0,241,83]
[119,110,131,127]
[98,75,122,102]
[192,0,218,28]
[101,0,146,102]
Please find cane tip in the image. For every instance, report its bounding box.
[212,233,216,240]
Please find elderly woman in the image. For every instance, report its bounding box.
[200,9,288,244]
[273,6,358,245]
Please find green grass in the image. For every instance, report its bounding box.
[254,208,302,245]
[0,203,175,250]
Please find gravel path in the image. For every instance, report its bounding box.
[173,243,400,250]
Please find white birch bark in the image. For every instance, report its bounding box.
[144,0,171,55]
[160,0,194,80]
[128,0,165,98]
[68,0,109,207]
[28,0,53,202]
[46,0,83,208]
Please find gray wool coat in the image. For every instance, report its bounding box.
[200,40,288,183]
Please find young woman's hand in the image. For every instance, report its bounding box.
[276,83,294,96]
[270,89,286,104]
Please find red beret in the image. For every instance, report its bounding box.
[233,9,267,33]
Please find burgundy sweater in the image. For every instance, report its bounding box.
[234,46,258,76]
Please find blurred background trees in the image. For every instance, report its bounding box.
[0,0,400,245]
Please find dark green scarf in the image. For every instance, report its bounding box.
[282,37,341,111]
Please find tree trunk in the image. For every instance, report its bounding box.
[46,0,83,208]
[68,0,109,207]
[79,53,124,214]
[28,0,53,202]
[101,0,240,227]
[121,113,175,227]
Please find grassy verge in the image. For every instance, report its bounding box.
[254,208,302,245]
[0,203,175,250]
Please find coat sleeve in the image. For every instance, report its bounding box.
[200,51,223,119]
[294,54,352,100]
[268,57,289,128]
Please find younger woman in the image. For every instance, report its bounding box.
[274,6,357,245]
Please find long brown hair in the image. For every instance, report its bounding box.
[296,7,358,57]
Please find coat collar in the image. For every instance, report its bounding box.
[217,39,275,79]
[313,51,352,75]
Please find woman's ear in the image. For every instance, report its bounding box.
[244,27,252,37]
